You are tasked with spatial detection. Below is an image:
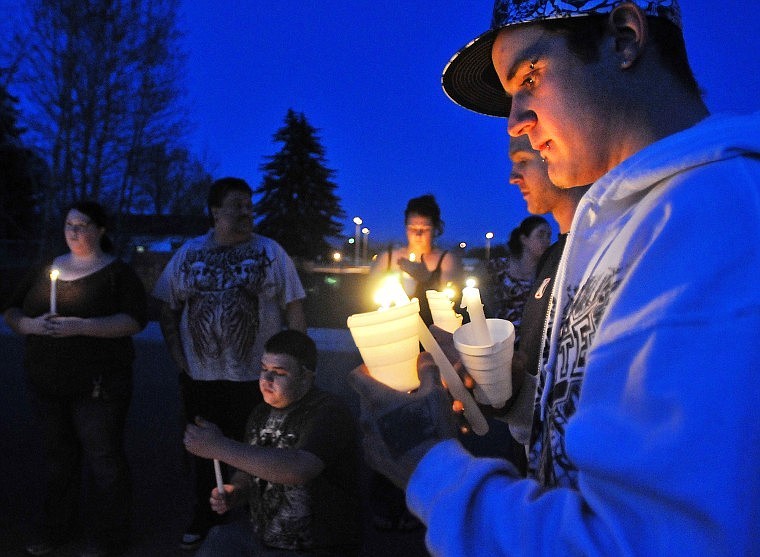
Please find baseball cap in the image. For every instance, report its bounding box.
[441,0,682,117]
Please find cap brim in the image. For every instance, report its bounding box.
[441,29,510,118]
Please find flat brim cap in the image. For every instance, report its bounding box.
[442,0,682,118]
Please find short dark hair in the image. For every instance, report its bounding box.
[405,194,444,237]
[67,200,114,252]
[264,330,318,373]
[538,15,701,97]
[207,177,253,225]
[508,215,549,256]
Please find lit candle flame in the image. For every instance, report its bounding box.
[50,269,60,281]
[409,252,416,262]
[374,274,411,309]
[443,281,456,300]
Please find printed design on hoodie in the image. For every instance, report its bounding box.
[530,265,624,487]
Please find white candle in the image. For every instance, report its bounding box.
[49,268,60,314]
[460,278,492,345]
[214,459,224,498]
[425,289,462,333]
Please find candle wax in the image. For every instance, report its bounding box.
[460,286,492,345]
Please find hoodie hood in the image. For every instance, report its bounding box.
[584,111,760,209]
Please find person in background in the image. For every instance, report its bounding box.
[482,214,550,342]
[503,133,589,448]
[350,0,760,554]
[3,201,147,557]
[183,330,361,557]
[370,194,463,326]
[368,193,462,533]
[152,177,306,550]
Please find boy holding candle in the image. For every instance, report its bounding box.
[183,330,362,556]
[349,0,760,555]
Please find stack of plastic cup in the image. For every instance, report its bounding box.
[346,298,421,392]
[425,290,463,333]
[453,318,515,408]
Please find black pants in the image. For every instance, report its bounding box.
[179,374,263,532]
[28,379,132,546]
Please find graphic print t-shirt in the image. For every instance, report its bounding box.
[153,232,305,381]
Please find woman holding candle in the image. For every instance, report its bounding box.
[482,215,551,343]
[366,194,463,532]
[3,201,147,557]
[370,194,463,326]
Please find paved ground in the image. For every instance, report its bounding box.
[0,324,430,557]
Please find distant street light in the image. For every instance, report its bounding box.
[361,227,370,263]
[333,252,342,264]
[353,217,363,264]
[459,242,467,250]
[485,231,494,261]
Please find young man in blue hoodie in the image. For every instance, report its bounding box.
[350,1,760,555]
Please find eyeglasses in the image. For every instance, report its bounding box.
[406,226,433,235]
[64,221,93,232]
[218,201,254,214]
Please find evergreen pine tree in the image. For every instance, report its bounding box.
[254,109,345,261]
[0,81,47,250]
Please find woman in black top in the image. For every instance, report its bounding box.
[370,194,463,326]
[3,201,147,557]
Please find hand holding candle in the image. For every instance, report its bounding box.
[49,268,59,314]
[417,319,488,435]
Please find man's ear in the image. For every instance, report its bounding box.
[608,3,648,70]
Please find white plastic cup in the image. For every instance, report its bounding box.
[346,299,421,392]
[453,318,515,408]
[425,290,463,333]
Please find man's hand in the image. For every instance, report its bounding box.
[210,484,236,515]
[184,417,226,460]
[349,353,458,489]
[429,324,472,389]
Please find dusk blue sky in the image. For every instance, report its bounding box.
[179,1,760,250]
[3,2,758,250]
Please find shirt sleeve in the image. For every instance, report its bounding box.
[151,246,185,308]
[408,319,759,556]
[2,263,45,314]
[272,241,306,307]
[294,397,355,467]
[115,261,148,328]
